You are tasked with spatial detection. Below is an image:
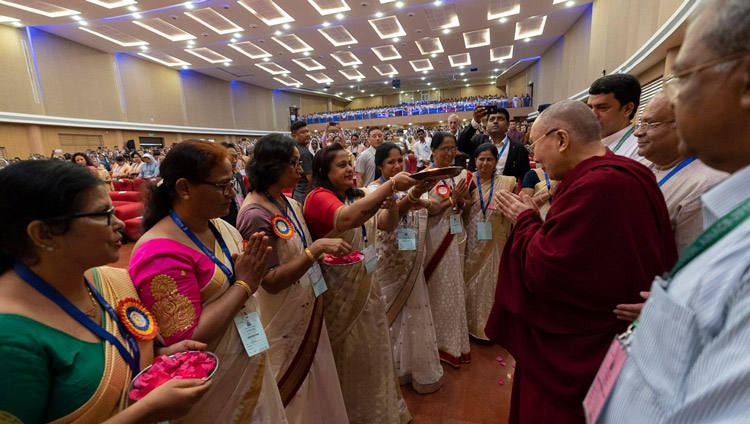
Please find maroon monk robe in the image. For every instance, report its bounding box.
[485,151,677,424]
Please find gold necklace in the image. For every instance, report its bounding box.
[83,284,99,320]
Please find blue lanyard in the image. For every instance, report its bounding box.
[348,196,369,243]
[170,210,235,283]
[544,172,552,202]
[476,173,494,220]
[263,191,308,248]
[497,139,508,160]
[657,157,696,187]
[14,263,141,377]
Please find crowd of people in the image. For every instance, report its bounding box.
[1,0,750,422]
[301,94,532,124]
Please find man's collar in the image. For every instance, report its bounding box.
[701,163,750,227]
[601,124,634,147]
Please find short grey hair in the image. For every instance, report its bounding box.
[698,0,750,56]
[448,114,459,120]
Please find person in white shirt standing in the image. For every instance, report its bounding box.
[354,126,384,187]
[413,128,432,171]
[587,74,646,163]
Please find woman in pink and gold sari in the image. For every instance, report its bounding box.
[129,140,288,424]
[237,134,349,424]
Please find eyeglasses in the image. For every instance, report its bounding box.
[200,179,235,195]
[528,128,560,155]
[289,160,302,168]
[634,120,676,132]
[52,206,116,226]
[664,51,750,100]
[437,146,458,153]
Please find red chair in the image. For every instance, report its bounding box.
[281,188,293,198]
[114,202,143,222]
[113,179,134,191]
[109,191,140,202]
[124,217,143,241]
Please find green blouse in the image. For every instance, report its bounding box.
[0,313,105,423]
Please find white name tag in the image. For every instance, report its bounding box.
[477,222,492,240]
[397,228,416,251]
[234,311,270,357]
[583,336,628,423]
[449,214,462,234]
[363,245,377,274]
[307,263,327,297]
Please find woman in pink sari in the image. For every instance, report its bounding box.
[129,140,287,424]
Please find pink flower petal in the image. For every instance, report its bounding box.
[501,362,507,366]
[512,363,516,368]
[495,356,503,362]
[498,379,504,385]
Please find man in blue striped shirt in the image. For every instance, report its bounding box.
[596,0,750,422]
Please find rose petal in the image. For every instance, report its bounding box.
[497,379,504,385]
[495,356,503,362]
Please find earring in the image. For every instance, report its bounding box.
[183,195,190,200]
[45,246,54,252]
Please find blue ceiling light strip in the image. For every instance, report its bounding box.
[25,27,43,102]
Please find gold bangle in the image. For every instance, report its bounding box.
[407,191,419,203]
[390,177,398,194]
[234,280,254,298]
[305,247,317,263]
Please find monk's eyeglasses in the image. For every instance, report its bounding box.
[528,128,560,155]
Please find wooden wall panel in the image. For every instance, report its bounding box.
[0,26,45,115]
[230,81,276,131]
[180,71,234,128]
[117,53,185,126]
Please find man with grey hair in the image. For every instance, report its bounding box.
[485,100,677,423]
[596,0,750,422]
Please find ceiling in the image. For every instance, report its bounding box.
[0,0,592,100]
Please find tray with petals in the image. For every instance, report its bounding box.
[410,166,463,181]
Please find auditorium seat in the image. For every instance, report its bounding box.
[113,179,134,191]
[124,217,143,241]
[109,191,140,202]
[114,202,143,222]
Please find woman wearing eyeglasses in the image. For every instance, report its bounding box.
[129,140,288,424]
[236,134,349,424]
[366,143,444,394]
[0,160,211,423]
[303,143,418,424]
[463,143,516,341]
[424,131,474,367]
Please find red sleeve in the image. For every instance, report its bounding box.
[304,188,344,239]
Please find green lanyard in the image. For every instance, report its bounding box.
[611,126,635,153]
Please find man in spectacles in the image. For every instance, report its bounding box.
[291,121,313,205]
[486,99,677,423]
[597,0,750,421]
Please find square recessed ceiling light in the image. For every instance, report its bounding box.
[256,62,291,75]
[415,37,444,55]
[293,57,325,71]
[79,24,148,47]
[487,0,520,20]
[274,75,303,86]
[371,45,401,61]
[184,8,243,35]
[368,15,406,39]
[133,18,196,41]
[0,15,20,23]
[318,25,358,46]
[86,0,137,8]
[373,63,398,76]
[378,0,396,3]
[424,5,459,30]
[490,45,513,61]
[339,68,365,80]
[306,72,334,84]
[409,59,433,72]
[272,33,313,53]
[330,51,361,66]
[0,0,79,17]
[137,52,190,67]
[515,15,547,40]
[448,52,471,67]
[463,28,490,49]
[238,0,294,26]
[228,41,272,59]
[308,0,350,16]
[184,47,232,63]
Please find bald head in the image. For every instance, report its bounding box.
[537,100,602,144]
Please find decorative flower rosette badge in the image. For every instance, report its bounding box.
[271,214,294,240]
[435,185,451,199]
[118,298,158,340]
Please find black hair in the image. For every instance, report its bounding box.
[290,121,308,134]
[115,155,125,162]
[0,161,102,272]
[351,133,359,139]
[72,152,94,167]
[473,143,499,160]
[311,144,364,201]
[131,152,142,160]
[220,142,237,149]
[417,128,426,134]
[247,134,297,193]
[142,140,228,231]
[588,74,641,119]
[367,126,381,136]
[488,107,510,122]
[375,142,402,168]
[430,131,456,150]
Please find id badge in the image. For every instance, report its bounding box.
[583,337,628,423]
[449,214,463,234]
[363,245,377,274]
[233,311,270,357]
[477,222,492,240]
[397,228,417,251]
[307,263,328,297]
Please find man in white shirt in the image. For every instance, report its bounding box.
[587,74,646,163]
[597,0,750,421]
[354,126,383,187]
[413,128,432,171]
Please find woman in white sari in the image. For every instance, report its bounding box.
[129,140,287,424]
[237,134,349,424]
[367,142,443,394]
[463,143,516,340]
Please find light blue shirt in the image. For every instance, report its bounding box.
[599,163,750,423]
[139,160,159,178]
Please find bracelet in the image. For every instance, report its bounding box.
[234,280,254,298]
[390,177,398,194]
[305,247,317,263]
[407,191,419,203]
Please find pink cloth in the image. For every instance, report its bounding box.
[128,239,218,346]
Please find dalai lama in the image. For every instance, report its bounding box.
[486,100,678,423]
